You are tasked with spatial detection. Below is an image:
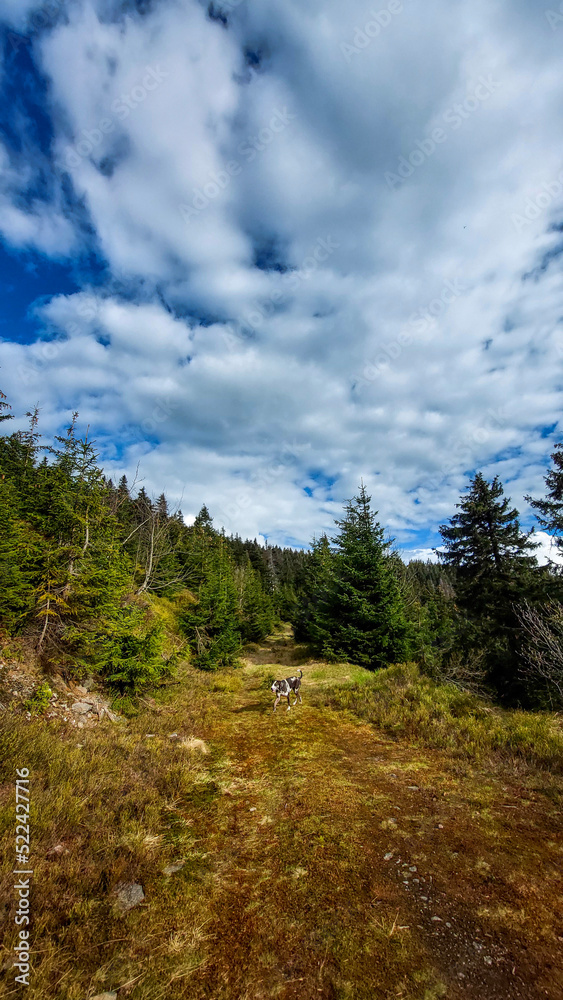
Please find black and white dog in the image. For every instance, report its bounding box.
[271,670,303,712]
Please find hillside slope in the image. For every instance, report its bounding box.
[1,631,562,1000]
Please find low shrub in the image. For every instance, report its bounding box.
[319,662,563,771]
[24,681,52,715]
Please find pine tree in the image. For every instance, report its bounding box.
[194,504,214,532]
[0,477,42,630]
[293,535,333,644]
[438,472,539,697]
[439,474,538,611]
[0,388,13,423]
[237,556,275,641]
[526,443,563,559]
[178,539,242,668]
[305,486,411,669]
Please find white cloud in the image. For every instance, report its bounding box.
[533,531,563,568]
[1,0,563,548]
[0,143,76,256]
[402,534,563,568]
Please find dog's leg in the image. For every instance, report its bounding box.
[273,694,281,713]
[286,694,292,711]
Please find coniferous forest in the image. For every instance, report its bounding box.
[2,391,563,711]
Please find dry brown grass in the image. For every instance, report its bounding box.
[0,637,562,999]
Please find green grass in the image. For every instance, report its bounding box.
[1,635,562,999]
[317,661,563,771]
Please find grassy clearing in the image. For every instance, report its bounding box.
[0,667,224,999]
[0,636,562,999]
[315,662,563,772]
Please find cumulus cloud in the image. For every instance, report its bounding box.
[0,142,76,256]
[1,0,563,548]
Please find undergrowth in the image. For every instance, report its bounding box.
[317,662,563,772]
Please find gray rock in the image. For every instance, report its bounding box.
[71,701,93,715]
[74,685,88,697]
[82,676,95,691]
[91,993,117,1000]
[113,882,145,912]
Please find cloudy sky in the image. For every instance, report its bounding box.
[1,0,563,557]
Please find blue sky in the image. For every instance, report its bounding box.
[1,0,563,559]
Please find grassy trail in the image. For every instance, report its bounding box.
[1,630,562,999]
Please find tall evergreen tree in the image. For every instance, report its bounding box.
[439,474,538,611]
[438,472,539,697]
[293,534,333,644]
[305,485,411,669]
[526,442,563,559]
[0,388,13,423]
[237,556,276,641]
[194,504,214,532]
[178,539,242,668]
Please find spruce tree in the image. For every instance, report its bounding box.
[238,556,275,641]
[306,485,411,669]
[439,474,538,610]
[194,504,214,532]
[526,443,563,559]
[293,535,333,644]
[178,539,242,668]
[438,472,539,697]
[0,388,13,422]
[0,477,42,630]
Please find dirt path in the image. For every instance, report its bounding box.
[2,634,560,1000]
[189,639,563,1000]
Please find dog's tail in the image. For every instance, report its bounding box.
[297,669,303,679]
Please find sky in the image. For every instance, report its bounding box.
[1,0,563,560]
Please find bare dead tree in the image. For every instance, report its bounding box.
[440,648,489,697]
[516,600,563,709]
[133,498,192,595]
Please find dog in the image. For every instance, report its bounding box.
[271,670,303,712]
